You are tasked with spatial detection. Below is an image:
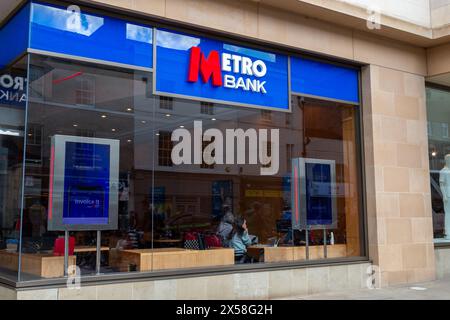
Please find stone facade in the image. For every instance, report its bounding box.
[435,247,450,280]
[363,65,435,286]
[10,262,370,300]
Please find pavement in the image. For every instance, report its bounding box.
[285,279,450,300]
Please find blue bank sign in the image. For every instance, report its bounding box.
[1,2,360,112]
[154,29,290,111]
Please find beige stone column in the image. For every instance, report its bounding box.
[362,65,435,286]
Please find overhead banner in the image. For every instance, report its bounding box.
[0,3,30,69]
[48,135,120,231]
[154,28,290,111]
[30,2,153,69]
[290,56,359,104]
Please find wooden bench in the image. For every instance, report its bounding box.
[0,250,76,278]
[110,247,234,272]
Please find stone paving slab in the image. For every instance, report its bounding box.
[282,279,450,300]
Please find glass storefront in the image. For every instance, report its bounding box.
[0,1,366,283]
[427,86,450,242]
[0,56,27,282]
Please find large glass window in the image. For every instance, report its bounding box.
[427,86,450,242]
[0,56,27,282]
[0,53,365,282]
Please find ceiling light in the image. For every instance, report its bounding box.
[0,129,21,137]
[101,115,107,118]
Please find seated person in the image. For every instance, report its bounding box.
[115,231,137,250]
[230,216,252,263]
[216,209,234,247]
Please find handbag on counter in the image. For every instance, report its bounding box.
[183,232,200,250]
[204,234,222,248]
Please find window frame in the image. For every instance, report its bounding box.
[425,82,450,245]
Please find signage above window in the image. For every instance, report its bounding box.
[290,57,360,104]
[29,2,153,70]
[154,29,290,112]
[0,2,361,111]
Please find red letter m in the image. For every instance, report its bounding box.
[187,47,223,86]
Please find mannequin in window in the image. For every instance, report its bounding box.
[439,154,450,239]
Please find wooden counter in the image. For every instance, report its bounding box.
[0,250,76,278]
[73,246,110,253]
[246,246,294,263]
[110,247,234,272]
[247,244,347,263]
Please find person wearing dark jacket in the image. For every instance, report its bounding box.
[216,209,234,247]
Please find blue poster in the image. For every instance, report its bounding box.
[150,186,166,217]
[212,180,233,219]
[305,162,333,226]
[62,142,110,225]
[155,29,289,111]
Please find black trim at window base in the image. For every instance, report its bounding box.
[433,241,450,248]
[0,257,370,291]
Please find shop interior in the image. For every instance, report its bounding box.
[0,54,364,280]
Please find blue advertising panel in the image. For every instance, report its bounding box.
[0,3,30,69]
[291,56,359,104]
[62,142,110,225]
[48,135,119,231]
[155,29,289,111]
[305,162,333,226]
[212,180,233,219]
[30,2,153,69]
[150,186,166,218]
[291,158,337,230]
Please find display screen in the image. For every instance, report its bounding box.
[62,142,110,225]
[305,162,333,226]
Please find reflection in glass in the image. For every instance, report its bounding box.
[427,87,450,241]
[0,56,27,282]
[126,24,152,44]
[31,3,104,36]
[156,30,200,51]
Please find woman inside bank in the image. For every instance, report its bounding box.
[230,216,252,263]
